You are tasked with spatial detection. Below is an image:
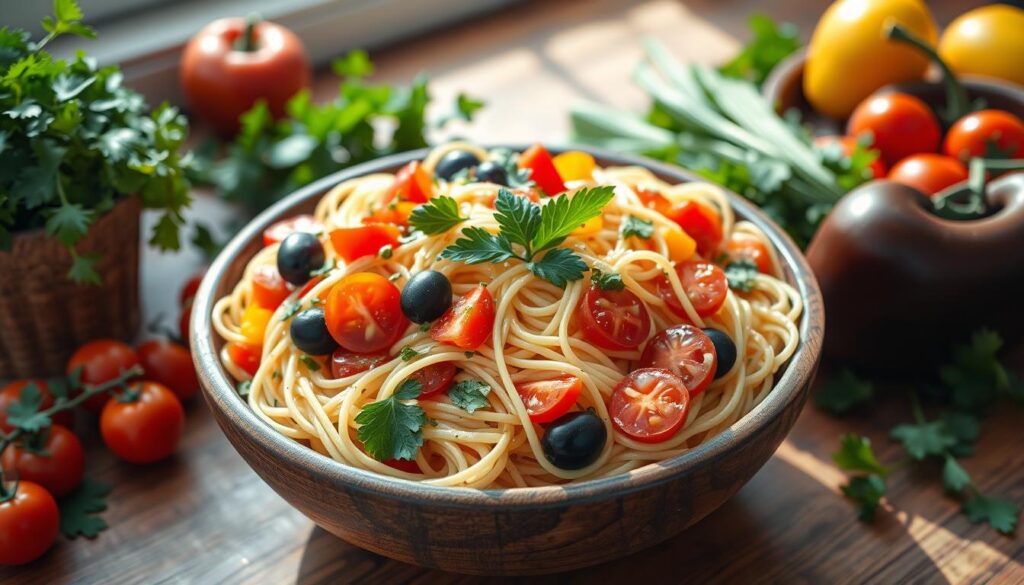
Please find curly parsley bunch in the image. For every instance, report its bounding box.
[0,0,193,283]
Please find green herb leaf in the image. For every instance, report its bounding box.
[841,474,887,522]
[527,247,589,288]
[280,301,302,321]
[408,196,466,235]
[533,186,615,251]
[437,92,486,126]
[333,50,374,78]
[962,494,1020,535]
[191,223,222,261]
[355,379,427,461]
[942,455,972,493]
[942,412,980,457]
[621,215,654,239]
[891,420,957,461]
[815,369,874,415]
[441,227,516,264]
[399,346,420,361]
[494,187,541,248]
[67,252,101,285]
[448,379,492,413]
[5,381,51,431]
[938,328,1010,412]
[237,380,252,397]
[299,355,321,371]
[59,479,111,539]
[591,268,625,291]
[724,259,758,293]
[718,14,801,87]
[833,434,889,476]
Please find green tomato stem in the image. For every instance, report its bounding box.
[885,23,969,126]
[235,13,261,52]
[932,158,1024,220]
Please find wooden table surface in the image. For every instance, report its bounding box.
[5,0,1022,583]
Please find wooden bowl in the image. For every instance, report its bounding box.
[190,146,824,576]
[762,48,1024,132]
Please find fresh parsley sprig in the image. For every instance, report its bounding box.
[724,259,758,293]
[591,268,625,291]
[621,215,653,240]
[355,379,428,462]
[448,379,491,413]
[438,186,615,287]
[408,196,465,235]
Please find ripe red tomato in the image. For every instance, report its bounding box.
[383,458,421,473]
[671,200,723,258]
[365,201,418,227]
[1,425,84,498]
[657,260,728,319]
[519,144,567,195]
[325,273,409,354]
[100,381,185,464]
[137,339,199,401]
[943,109,1024,162]
[514,375,583,423]
[609,368,690,443]
[430,286,495,350]
[576,285,651,351]
[262,215,324,247]
[180,17,311,136]
[814,135,887,179]
[0,380,71,433]
[330,349,389,378]
[67,339,141,412]
[227,342,261,377]
[410,362,457,397]
[0,480,59,566]
[329,225,401,263]
[725,232,772,274]
[888,154,968,196]
[251,265,291,309]
[178,270,206,307]
[386,161,433,204]
[639,325,718,397]
[847,92,941,166]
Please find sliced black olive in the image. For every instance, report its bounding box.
[401,270,452,324]
[704,328,737,379]
[542,410,607,470]
[277,232,325,286]
[434,149,480,180]
[474,160,508,185]
[290,307,338,355]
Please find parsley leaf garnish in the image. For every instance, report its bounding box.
[963,494,1020,535]
[833,434,889,476]
[724,259,758,293]
[942,455,971,493]
[494,185,541,247]
[621,215,653,239]
[532,186,615,251]
[528,248,589,288]
[441,227,516,264]
[814,369,874,415]
[237,380,252,397]
[833,435,890,522]
[59,479,111,538]
[938,328,1012,412]
[591,268,625,291]
[399,346,420,361]
[299,355,321,371]
[408,196,465,235]
[891,420,956,461]
[448,379,492,413]
[841,474,887,522]
[355,379,427,461]
[280,301,303,321]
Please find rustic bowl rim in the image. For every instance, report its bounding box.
[191,145,824,511]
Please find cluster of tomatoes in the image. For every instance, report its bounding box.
[0,289,201,565]
[819,94,1024,197]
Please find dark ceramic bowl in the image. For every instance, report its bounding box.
[763,48,1024,132]
[190,146,824,576]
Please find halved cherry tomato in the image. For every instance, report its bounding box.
[943,109,1024,163]
[410,362,457,397]
[639,325,718,397]
[385,161,433,204]
[0,380,71,433]
[227,342,261,377]
[137,339,200,401]
[814,135,887,179]
[726,232,772,274]
[365,201,418,227]
[325,272,408,354]
[252,265,291,309]
[67,339,142,413]
[672,200,723,258]
[2,425,84,498]
[178,270,206,307]
[514,375,583,423]
[847,92,941,167]
[262,214,324,247]
[657,260,728,319]
[576,285,651,351]
[100,381,184,464]
[430,286,495,350]
[330,349,389,378]
[240,304,273,346]
[519,144,566,195]
[329,225,401,263]
[609,368,690,443]
[383,457,422,473]
[0,480,59,566]
[888,154,968,196]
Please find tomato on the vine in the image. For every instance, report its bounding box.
[0,380,71,433]
[100,381,185,464]
[137,339,199,400]
[1,425,84,498]
[656,260,728,319]
[575,285,651,351]
[515,375,583,423]
[430,286,495,350]
[943,109,1024,162]
[325,272,408,354]
[639,324,718,397]
[67,339,141,412]
[888,154,968,196]
[847,92,941,166]
[0,480,59,566]
[262,215,324,248]
[609,368,690,443]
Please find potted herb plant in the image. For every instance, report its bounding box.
[0,0,193,377]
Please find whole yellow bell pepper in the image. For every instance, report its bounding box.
[804,0,937,119]
[939,5,1024,87]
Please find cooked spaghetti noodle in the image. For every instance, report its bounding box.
[213,143,802,489]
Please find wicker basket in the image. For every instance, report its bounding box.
[0,197,141,379]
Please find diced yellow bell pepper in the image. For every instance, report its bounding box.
[663,227,696,263]
[553,151,597,182]
[240,304,273,346]
[572,215,603,237]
